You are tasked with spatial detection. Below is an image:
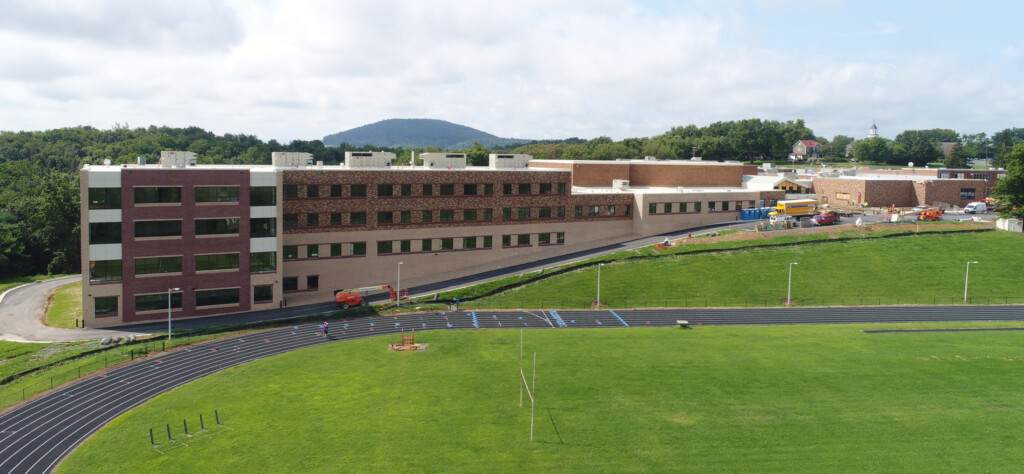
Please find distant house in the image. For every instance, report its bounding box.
[789,139,821,162]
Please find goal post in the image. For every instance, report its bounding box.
[519,329,537,441]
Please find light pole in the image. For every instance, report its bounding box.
[597,263,604,308]
[167,287,180,340]
[397,261,403,309]
[964,261,979,303]
[787,262,798,306]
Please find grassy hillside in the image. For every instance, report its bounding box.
[59,324,1024,472]
[466,230,1024,309]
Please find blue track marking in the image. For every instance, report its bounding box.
[549,310,568,328]
[609,310,629,327]
[471,311,479,328]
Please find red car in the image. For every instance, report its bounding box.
[811,213,840,225]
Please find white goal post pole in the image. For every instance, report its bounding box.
[531,352,536,442]
[520,329,523,408]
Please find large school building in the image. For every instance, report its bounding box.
[79,151,781,328]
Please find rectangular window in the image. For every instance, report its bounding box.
[664,203,673,213]
[422,239,432,252]
[350,242,366,256]
[350,212,367,225]
[135,292,181,312]
[307,185,319,198]
[557,207,565,218]
[558,183,567,194]
[483,209,493,220]
[960,188,976,199]
[306,214,319,227]
[463,237,477,249]
[518,208,531,219]
[134,186,181,204]
[89,260,122,282]
[836,192,851,200]
[517,234,530,246]
[421,210,433,223]
[400,240,411,253]
[502,235,512,247]
[463,209,477,221]
[502,183,513,195]
[89,222,122,244]
[440,184,455,196]
[649,203,657,214]
[306,245,319,258]
[518,183,531,195]
[539,183,552,194]
[440,238,454,250]
[254,285,273,303]
[283,277,298,292]
[250,186,276,206]
[575,206,583,217]
[400,184,412,196]
[588,206,600,217]
[440,210,455,222]
[95,296,118,315]
[377,211,393,224]
[196,288,239,307]
[482,236,493,248]
[377,184,393,197]
[250,252,277,272]
[88,188,121,209]
[195,186,239,203]
[463,184,477,196]
[502,208,512,220]
[722,201,730,211]
[283,214,299,228]
[330,243,341,257]
[484,184,494,195]
[539,233,551,245]
[283,185,298,199]
[195,253,239,271]
[195,218,239,235]
[400,211,412,223]
[736,201,743,210]
[422,184,433,196]
[250,218,276,237]
[306,276,319,290]
[709,202,717,212]
[556,232,565,244]
[283,245,298,259]
[135,220,181,238]
[331,213,342,226]
[695,202,702,212]
[330,185,342,198]
[351,184,367,197]
[377,241,393,254]
[748,201,756,209]
[939,172,951,179]
[680,202,688,213]
[608,206,616,216]
[539,207,551,218]
[625,205,631,215]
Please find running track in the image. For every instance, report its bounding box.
[2,305,1023,473]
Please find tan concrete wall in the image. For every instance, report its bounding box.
[626,163,743,187]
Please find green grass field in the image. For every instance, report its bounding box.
[45,283,81,329]
[59,323,1024,472]
[467,231,1024,308]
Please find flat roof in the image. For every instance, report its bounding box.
[534,159,745,166]
[82,164,568,172]
[572,185,759,195]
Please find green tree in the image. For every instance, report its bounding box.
[892,130,942,166]
[851,137,893,164]
[824,135,855,161]
[991,144,1024,219]
[464,141,489,166]
[944,142,968,169]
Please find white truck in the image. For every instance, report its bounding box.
[964,202,988,214]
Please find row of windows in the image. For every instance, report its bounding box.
[88,186,276,209]
[97,286,269,316]
[283,243,365,260]
[283,276,318,292]
[283,182,568,199]
[89,218,258,244]
[89,252,277,281]
[282,206,628,229]
[648,201,758,214]
[280,231,567,260]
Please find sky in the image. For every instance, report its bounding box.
[0,0,1021,144]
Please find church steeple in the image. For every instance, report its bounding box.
[868,122,878,139]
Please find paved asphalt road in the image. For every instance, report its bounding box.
[1,304,1023,473]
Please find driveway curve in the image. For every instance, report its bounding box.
[1,305,1023,473]
[0,276,149,343]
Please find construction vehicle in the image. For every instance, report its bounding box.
[769,199,818,220]
[917,208,943,221]
[333,285,408,309]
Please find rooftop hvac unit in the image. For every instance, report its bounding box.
[612,179,630,190]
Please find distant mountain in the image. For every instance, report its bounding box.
[322,118,533,150]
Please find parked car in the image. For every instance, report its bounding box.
[964,202,988,214]
[911,205,930,212]
[811,213,840,226]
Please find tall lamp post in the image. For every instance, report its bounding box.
[167,287,180,340]
[397,261,403,309]
[964,261,979,303]
[787,262,798,306]
[596,263,605,308]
